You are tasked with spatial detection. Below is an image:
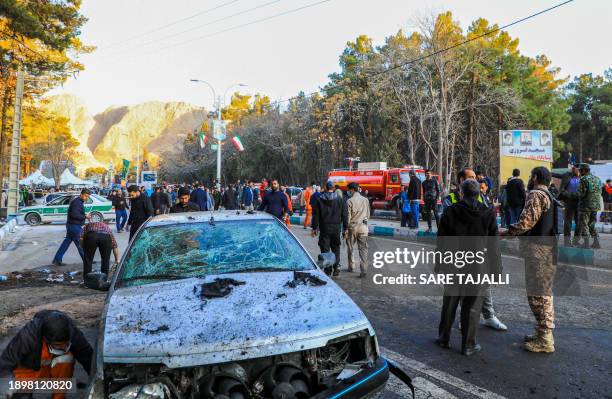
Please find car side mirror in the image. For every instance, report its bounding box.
[317,252,336,269]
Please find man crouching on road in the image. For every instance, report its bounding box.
[0,310,93,398]
[503,166,557,353]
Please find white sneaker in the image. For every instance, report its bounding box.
[482,316,508,331]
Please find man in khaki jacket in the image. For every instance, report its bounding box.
[345,182,370,277]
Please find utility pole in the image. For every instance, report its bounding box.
[216,96,222,190]
[7,67,25,218]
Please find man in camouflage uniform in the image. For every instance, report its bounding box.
[572,163,602,249]
[506,167,556,353]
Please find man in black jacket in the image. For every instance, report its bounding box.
[311,181,348,276]
[0,310,93,396]
[436,179,501,356]
[558,165,581,245]
[422,170,440,232]
[258,180,288,220]
[52,189,91,266]
[170,187,200,213]
[151,186,171,215]
[127,185,154,241]
[111,190,129,233]
[407,170,422,228]
[505,168,526,225]
[222,185,238,210]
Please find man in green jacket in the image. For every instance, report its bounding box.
[572,164,602,248]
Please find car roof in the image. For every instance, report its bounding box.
[146,210,277,227]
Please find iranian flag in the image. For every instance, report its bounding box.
[231,135,245,151]
[199,131,208,148]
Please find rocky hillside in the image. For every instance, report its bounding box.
[46,94,206,172]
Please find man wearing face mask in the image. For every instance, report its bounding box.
[0,310,93,398]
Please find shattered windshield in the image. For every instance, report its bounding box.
[118,220,314,287]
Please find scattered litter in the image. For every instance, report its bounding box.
[200,278,245,299]
[285,271,327,288]
[0,275,7,282]
[276,293,287,299]
[46,274,65,283]
[39,268,51,274]
[146,324,169,335]
[68,271,79,277]
[14,274,23,279]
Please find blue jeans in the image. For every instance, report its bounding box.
[116,210,128,231]
[53,224,84,263]
[409,201,420,228]
[507,207,522,225]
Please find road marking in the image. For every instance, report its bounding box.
[381,347,507,399]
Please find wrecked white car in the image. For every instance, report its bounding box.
[88,211,392,398]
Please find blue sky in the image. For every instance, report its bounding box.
[52,0,611,114]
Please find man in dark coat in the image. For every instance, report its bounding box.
[52,189,91,266]
[436,179,501,356]
[406,170,422,228]
[505,168,526,225]
[151,186,171,215]
[190,183,209,211]
[127,184,154,241]
[0,310,93,395]
[258,179,288,220]
[311,181,349,276]
[170,187,200,213]
[222,185,238,210]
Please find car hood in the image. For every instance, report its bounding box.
[103,271,373,368]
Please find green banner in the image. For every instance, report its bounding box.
[122,159,130,179]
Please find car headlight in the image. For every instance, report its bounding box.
[109,382,171,399]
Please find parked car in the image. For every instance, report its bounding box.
[88,211,390,399]
[18,193,114,225]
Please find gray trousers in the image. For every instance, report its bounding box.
[347,229,368,272]
[481,287,495,319]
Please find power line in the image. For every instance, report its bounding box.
[98,0,243,50]
[156,0,333,52]
[267,0,575,107]
[94,0,334,65]
[370,0,575,78]
[99,0,283,58]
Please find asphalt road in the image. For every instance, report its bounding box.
[1,222,611,398]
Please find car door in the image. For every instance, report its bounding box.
[45,195,72,222]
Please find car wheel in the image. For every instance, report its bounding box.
[90,212,104,223]
[25,213,41,226]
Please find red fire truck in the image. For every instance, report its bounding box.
[328,162,440,215]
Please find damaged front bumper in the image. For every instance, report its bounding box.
[312,357,389,399]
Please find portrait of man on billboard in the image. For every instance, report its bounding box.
[540,132,551,146]
[520,131,532,146]
[502,132,513,146]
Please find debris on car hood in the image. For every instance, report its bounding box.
[200,278,246,299]
[104,271,372,368]
[285,271,327,288]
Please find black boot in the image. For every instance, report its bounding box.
[563,236,571,247]
[591,237,601,249]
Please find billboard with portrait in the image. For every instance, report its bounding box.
[499,130,553,183]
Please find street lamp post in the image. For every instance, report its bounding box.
[190,80,247,189]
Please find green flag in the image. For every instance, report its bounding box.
[122,159,130,179]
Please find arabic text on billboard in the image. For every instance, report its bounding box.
[499,130,552,162]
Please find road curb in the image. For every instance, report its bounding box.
[288,214,611,269]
